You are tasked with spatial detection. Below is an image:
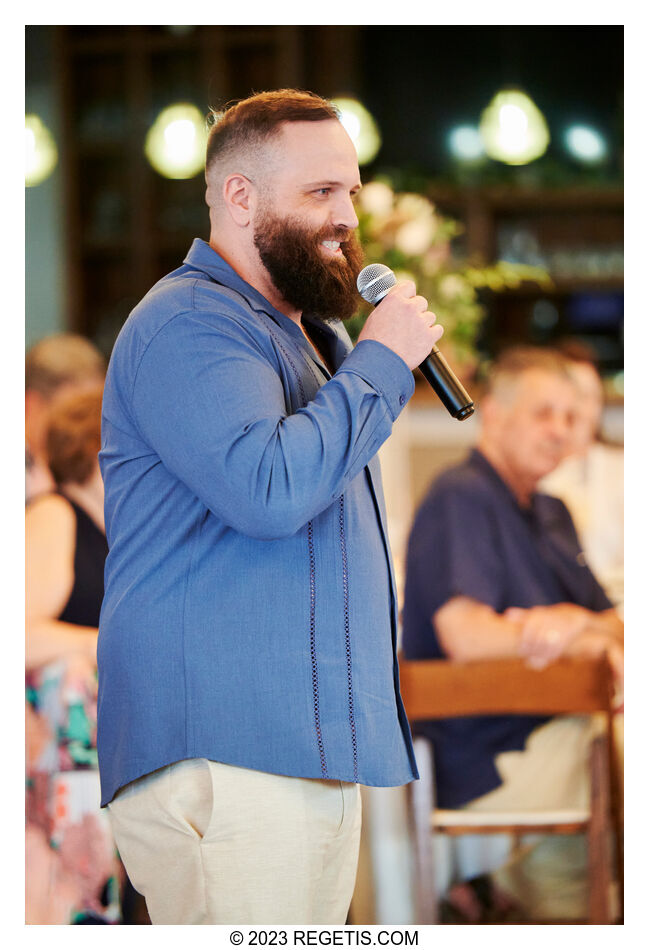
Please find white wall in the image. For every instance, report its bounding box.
[26,29,66,349]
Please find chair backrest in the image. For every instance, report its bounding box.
[398,656,614,722]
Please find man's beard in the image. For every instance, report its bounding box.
[253,206,365,323]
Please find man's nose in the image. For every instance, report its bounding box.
[550,413,573,443]
[333,194,359,231]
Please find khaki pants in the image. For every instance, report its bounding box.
[107,758,361,925]
[456,714,623,919]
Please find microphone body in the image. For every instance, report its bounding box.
[418,345,475,421]
[356,264,475,421]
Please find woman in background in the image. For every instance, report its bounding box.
[25,385,124,924]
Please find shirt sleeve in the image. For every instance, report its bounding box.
[538,495,614,612]
[130,309,414,539]
[403,476,506,657]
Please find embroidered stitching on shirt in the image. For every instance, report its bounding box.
[339,495,359,782]
[264,322,328,779]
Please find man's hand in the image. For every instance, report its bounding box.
[358,281,443,370]
[564,630,624,693]
[505,603,590,669]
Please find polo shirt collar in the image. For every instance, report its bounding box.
[469,448,540,513]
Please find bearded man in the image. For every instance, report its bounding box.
[97,89,440,925]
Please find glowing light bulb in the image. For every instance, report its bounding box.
[331,97,381,165]
[25,114,58,187]
[565,125,607,163]
[145,103,208,179]
[340,112,361,140]
[164,120,197,159]
[499,104,529,143]
[448,125,484,161]
[479,89,550,165]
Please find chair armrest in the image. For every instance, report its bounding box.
[398,655,613,720]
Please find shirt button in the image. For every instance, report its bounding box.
[576,552,587,566]
[399,394,406,405]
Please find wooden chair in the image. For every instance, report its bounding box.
[398,655,623,924]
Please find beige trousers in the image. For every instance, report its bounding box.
[107,758,362,925]
[468,714,602,814]
[457,714,623,920]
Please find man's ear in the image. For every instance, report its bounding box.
[480,392,500,429]
[25,388,46,421]
[222,174,256,227]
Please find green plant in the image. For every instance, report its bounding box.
[350,179,552,371]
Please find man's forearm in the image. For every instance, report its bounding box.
[434,597,522,662]
[433,597,624,669]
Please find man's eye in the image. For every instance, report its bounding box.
[316,188,331,196]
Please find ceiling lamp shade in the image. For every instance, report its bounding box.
[144,103,209,179]
[331,97,381,165]
[479,89,550,165]
[25,114,58,187]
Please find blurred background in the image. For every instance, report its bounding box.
[25,22,624,482]
[25,22,623,524]
[24,23,624,925]
[26,25,623,369]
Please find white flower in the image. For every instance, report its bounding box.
[421,245,450,276]
[358,181,394,216]
[393,268,418,286]
[439,275,468,300]
[394,217,436,256]
[395,192,435,219]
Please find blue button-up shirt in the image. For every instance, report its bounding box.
[402,448,612,808]
[97,238,419,806]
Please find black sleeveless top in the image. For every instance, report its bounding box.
[55,493,109,628]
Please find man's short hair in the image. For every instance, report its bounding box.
[45,385,104,486]
[25,333,106,399]
[555,337,600,370]
[205,89,340,177]
[485,346,574,401]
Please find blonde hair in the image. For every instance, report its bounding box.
[25,334,106,399]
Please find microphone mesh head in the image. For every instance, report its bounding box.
[356,263,397,305]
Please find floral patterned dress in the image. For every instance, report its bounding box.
[26,655,124,924]
[26,494,123,924]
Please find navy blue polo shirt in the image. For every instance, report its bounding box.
[401,448,612,808]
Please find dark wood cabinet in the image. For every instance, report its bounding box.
[54,26,306,352]
[427,184,623,372]
[52,26,623,373]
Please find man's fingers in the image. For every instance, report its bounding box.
[392,280,417,298]
[505,607,526,622]
[362,282,445,369]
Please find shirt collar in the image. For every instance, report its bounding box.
[469,448,540,513]
[183,238,351,361]
[184,238,293,325]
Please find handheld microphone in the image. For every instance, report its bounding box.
[357,263,475,421]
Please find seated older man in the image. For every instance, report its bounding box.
[402,346,623,921]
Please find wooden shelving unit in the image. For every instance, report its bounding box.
[51,25,623,373]
[54,25,306,352]
[426,184,624,371]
